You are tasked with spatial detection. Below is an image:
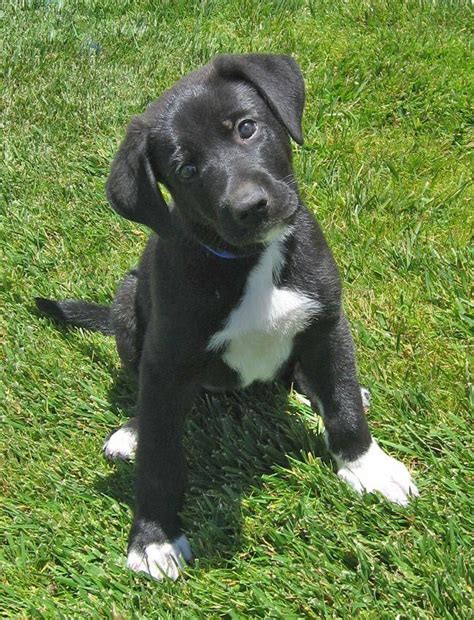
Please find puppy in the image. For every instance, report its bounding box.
[36,53,418,581]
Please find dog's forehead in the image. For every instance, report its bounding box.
[177,79,260,118]
[150,73,266,148]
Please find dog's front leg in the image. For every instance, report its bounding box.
[126,347,199,581]
[296,313,418,505]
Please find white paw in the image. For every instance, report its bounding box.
[293,390,311,407]
[127,535,192,581]
[360,387,371,411]
[335,440,419,506]
[103,425,137,461]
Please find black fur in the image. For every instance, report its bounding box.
[35,297,114,335]
[37,54,375,574]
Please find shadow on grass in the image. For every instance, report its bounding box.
[32,307,327,565]
[94,368,327,567]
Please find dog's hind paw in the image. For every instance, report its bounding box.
[103,422,137,461]
[360,386,371,411]
[294,386,371,411]
[127,535,192,581]
[335,440,419,506]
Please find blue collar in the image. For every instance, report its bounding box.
[201,243,241,259]
[200,242,262,260]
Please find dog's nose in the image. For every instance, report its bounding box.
[232,188,269,226]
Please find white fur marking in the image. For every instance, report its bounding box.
[335,440,419,506]
[103,426,137,461]
[127,535,192,581]
[208,237,320,387]
[360,387,371,411]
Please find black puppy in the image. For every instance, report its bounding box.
[36,54,418,581]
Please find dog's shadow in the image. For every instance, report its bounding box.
[94,368,328,567]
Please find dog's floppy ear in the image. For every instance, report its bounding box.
[106,116,171,236]
[213,53,305,145]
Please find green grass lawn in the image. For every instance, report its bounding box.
[1,0,472,617]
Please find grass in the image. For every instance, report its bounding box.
[1,0,472,617]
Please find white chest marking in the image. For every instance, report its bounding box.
[207,237,320,387]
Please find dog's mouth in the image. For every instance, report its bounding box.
[178,180,299,257]
[216,219,292,249]
[188,210,296,259]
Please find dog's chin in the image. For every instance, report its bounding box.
[217,224,289,251]
[211,231,265,255]
[217,205,298,250]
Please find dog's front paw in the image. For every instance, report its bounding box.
[127,534,192,581]
[336,441,419,506]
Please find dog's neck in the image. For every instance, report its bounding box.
[172,210,265,260]
[198,243,249,260]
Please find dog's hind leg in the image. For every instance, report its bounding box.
[103,270,143,461]
[111,269,142,376]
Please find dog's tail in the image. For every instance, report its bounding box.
[35,297,114,335]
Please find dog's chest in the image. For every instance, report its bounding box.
[207,240,320,387]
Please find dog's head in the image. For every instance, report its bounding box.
[106,53,305,251]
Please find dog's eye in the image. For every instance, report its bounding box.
[237,119,257,140]
[178,164,197,179]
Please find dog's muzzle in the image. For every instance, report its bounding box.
[229,185,270,227]
[218,179,298,246]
